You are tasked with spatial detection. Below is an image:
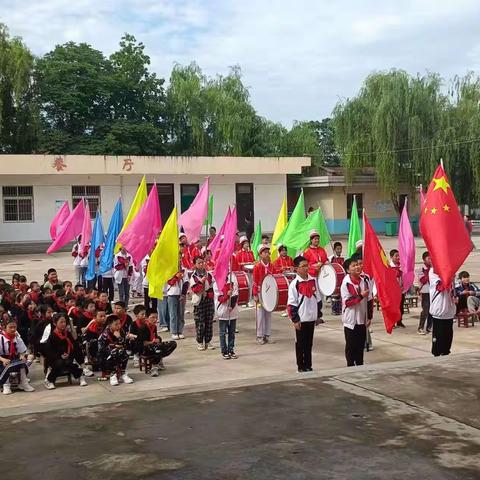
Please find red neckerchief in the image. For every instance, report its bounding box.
[146,323,156,342]
[96,301,108,311]
[3,332,16,357]
[135,319,145,329]
[331,256,344,265]
[222,282,233,296]
[87,321,103,335]
[119,313,127,330]
[83,311,94,320]
[297,279,317,298]
[54,328,73,355]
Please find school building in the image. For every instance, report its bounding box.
[0,154,310,244]
[288,166,419,235]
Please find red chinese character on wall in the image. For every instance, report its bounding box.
[52,156,67,171]
[122,158,134,171]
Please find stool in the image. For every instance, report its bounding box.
[402,299,410,314]
[456,312,476,328]
[139,355,153,374]
[405,295,418,309]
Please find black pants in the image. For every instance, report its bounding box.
[143,341,177,365]
[101,277,115,302]
[344,324,367,366]
[397,293,405,325]
[144,287,158,311]
[295,321,315,371]
[46,358,83,383]
[418,294,432,331]
[432,317,453,356]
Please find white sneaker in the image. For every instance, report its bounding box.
[79,375,88,387]
[133,354,140,368]
[110,374,119,386]
[197,343,205,351]
[160,327,169,332]
[281,312,288,317]
[44,380,56,390]
[206,343,215,350]
[83,367,94,377]
[178,334,185,339]
[3,384,12,395]
[19,382,35,392]
[172,334,179,340]
[150,366,159,377]
[121,373,134,384]
[158,359,166,370]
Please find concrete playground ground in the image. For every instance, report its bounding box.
[1,235,480,479]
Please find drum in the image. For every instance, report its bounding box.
[318,263,346,297]
[260,274,292,312]
[243,263,254,273]
[232,271,250,306]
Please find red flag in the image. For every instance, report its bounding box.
[363,212,402,334]
[420,164,471,286]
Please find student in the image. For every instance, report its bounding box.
[261,234,269,246]
[166,258,188,340]
[98,315,134,386]
[18,275,28,294]
[28,281,42,304]
[273,245,294,274]
[82,310,107,370]
[236,236,255,269]
[204,249,215,272]
[389,249,406,328]
[44,268,62,290]
[179,233,194,270]
[142,255,157,312]
[417,251,432,334]
[429,269,456,357]
[129,304,147,368]
[287,256,323,372]
[303,230,328,277]
[100,267,115,303]
[113,301,133,336]
[454,271,480,313]
[43,313,87,389]
[75,299,96,336]
[63,281,74,297]
[114,248,133,307]
[341,258,370,367]
[30,305,54,357]
[72,237,84,286]
[137,309,177,376]
[10,292,33,344]
[74,284,86,299]
[190,256,215,351]
[329,242,344,265]
[0,317,35,394]
[95,291,112,314]
[214,273,239,359]
[206,226,217,247]
[252,245,276,344]
[157,284,170,333]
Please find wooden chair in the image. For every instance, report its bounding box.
[455,312,476,328]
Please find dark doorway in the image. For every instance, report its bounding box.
[236,183,254,232]
[346,193,363,219]
[148,183,174,223]
[181,184,199,213]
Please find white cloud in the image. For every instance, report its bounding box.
[2,0,480,125]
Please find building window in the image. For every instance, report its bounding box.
[3,186,34,222]
[180,184,199,213]
[236,183,254,232]
[347,193,363,219]
[148,183,174,222]
[72,186,100,219]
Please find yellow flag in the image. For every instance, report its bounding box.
[271,196,288,261]
[114,176,147,253]
[147,207,179,299]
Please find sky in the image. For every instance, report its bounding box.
[2,0,480,126]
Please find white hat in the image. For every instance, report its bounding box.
[355,240,364,248]
[309,229,320,239]
[179,233,187,240]
[258,244,270,255]
[239,235,248,244]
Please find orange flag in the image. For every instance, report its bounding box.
[420,164,472,286]
[363,212,402,333]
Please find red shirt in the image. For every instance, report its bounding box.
[252,261,276,296]
[236,250,255,268]
[273,255,294,273]
[303,246,328,277]
[181,246,193,270]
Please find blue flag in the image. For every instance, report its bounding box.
[85,211,105,281]
[99,199,123,275]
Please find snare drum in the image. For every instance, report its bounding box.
[260,274,293,312]
[318,263,346,297]
[243,263,254,273]
[232,271,250,305]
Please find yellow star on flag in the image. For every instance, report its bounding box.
[431,207,437,214]
[380,248,389,267]
[443,204,450,212]
[424,206,428,214]
[433,176,450,194]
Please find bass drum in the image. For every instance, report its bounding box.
[232,271,250,306]
[260,274,292,312]
[318,263,346,297]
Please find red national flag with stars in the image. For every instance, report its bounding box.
[363,212,402,333]
[420,164,472,286]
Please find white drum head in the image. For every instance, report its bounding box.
[261,275,279,312]
[318,264,337,296]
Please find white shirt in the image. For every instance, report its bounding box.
[341,274,369,329]
[287,274,322,323]
[167,270,186,296]
[214,275,239,320]
[417,264,431,294]
[0,332,27,356]
[429,270,456,319]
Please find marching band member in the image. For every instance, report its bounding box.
[273,245,294,274]
[329,242,344,265]
[114,247,133,307]
[236,236,255,270]
[417,251,432,334]
[303,230,328,277]
[167,254,188,340]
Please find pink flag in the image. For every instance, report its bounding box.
[213,207,237,291]
[79,200,92,256]
[47,200,85,254]
[116,184,162,267]
[398,198,416,292]
[419,187,426,207]
[50,201,70,240]
[208,207,231,257]
[179,177,209,244]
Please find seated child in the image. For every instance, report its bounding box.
[129,304,147,368]
[95,292,113,314]
[82,310,107,371]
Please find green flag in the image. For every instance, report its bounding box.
[347,197,362,257]
[252,220,262,260]
[277,190,305,257]
[281,208,331,252]
[204,194,214,226]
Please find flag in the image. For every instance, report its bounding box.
[147,207,180,299]
[420,164,472,285]
[363,212,402,333]
[277,191,305,257]
[209,207,231,257]
[79,200,92,256]
[204,194,214,227]
[179,177,209,243]
[213,207,238,291]
[99,199,123,275]
[419,187,426,207]
[271,196,288,262]
[114,176,147,253]
[47,200,85,254]
[85,211,105,281]
[398,198,415,292]
[116,184,162,267]
[281,208,330,252]
[347,196,362,257]
[50,201,70,240]
[251,220,262,260]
